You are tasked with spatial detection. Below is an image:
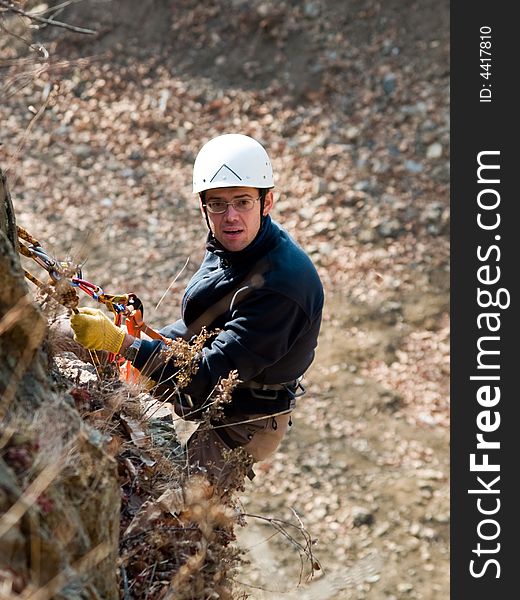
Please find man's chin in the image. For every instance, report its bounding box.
[219,233,248,252]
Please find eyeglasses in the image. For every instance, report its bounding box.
[204,197,260,214]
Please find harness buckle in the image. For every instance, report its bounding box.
[250,387,279,400]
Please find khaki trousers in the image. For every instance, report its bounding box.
[186,413,292,489]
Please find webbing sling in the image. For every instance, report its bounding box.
[177,257,269,340]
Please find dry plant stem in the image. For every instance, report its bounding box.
[145,366,240,423]
[0,316,46,419]
[22,542,112,600]
[39,0,88,20]
[240,512,320,582]
[143,561,157,600]
[7,87,53,176]
[0,294,32,336]
[209,409,292,429]
[163,538,209,600]
[1,62,50,103]
[0,0,96,34]
[0,19,36,55]
[120,564,131,600]
[0,459,64,539]
[0,426,15,452]
[154,256,190,312]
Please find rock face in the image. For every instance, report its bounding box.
[0,169,120,599]
[0,170,48,418]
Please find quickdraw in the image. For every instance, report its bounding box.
[17,226,170,380]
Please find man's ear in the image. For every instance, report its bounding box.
[199,197,206,218]
[263,191,274,216]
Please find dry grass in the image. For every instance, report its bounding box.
[1,315,276,599]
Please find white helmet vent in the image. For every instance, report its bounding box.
[209,164,242,184]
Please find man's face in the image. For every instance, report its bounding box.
[201,186,273,252]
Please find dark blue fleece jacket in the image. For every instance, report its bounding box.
[133,216,324,405]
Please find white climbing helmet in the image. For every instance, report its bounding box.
[193,133,274,193]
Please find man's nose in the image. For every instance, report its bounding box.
[223,205,240,218]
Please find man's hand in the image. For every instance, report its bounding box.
[70,307,125,353]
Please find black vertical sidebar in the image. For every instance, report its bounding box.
[451,2,516,598]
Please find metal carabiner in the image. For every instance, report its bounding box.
[71,277,104,300]
[283,378,306,398]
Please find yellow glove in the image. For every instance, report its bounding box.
[70,307,125,353]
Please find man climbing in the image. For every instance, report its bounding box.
[70,133,324,488]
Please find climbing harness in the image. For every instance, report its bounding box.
[16,226,170,380]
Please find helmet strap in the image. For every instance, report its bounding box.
[259,189,268,226]
[199,191,213,233]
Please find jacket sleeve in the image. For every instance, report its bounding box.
[133,289,311,403]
